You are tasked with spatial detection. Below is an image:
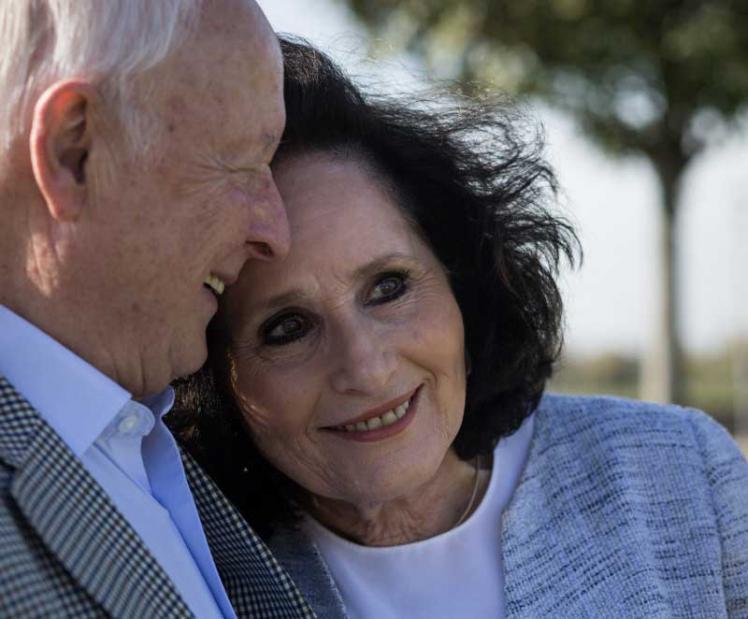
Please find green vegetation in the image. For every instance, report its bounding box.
[551,340,748,434]
[342,0,748,404]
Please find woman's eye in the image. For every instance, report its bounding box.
[260,312,312,346]
[368,272,409,305]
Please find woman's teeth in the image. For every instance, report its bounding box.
[204,274,226,296]
[339,398,411,432]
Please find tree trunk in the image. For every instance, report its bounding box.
[641,163,684,404]
[733,340,748,436]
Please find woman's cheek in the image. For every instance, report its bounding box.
[234,368,312,438]
[229,352,282,430]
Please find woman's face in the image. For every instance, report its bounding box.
[222,152,467,508]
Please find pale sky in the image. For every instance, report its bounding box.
[258,0,748,357]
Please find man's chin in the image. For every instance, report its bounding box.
[132,333,209,397]
[173,340,210,382]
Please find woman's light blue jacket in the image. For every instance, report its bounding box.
[270,394,748,618]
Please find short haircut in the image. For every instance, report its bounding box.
[0,0,251,154]
[172,38,580,539]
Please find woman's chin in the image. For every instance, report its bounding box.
[315,453,452,515]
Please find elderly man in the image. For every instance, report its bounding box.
[0,1,312,617]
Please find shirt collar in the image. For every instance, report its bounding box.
[140,388,176,421]
[0,305,173,456]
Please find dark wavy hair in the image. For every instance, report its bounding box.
[170,37,579,540]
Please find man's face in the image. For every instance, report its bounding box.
[70,2,288,396]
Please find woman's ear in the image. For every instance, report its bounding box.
[29,80,96,222]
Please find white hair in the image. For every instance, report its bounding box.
[0,1,208,154]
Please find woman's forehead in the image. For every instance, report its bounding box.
[274,154,410,242]
[227,157,441,317]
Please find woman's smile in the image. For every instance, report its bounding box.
[322,385,421,442]
[222,151,467,509]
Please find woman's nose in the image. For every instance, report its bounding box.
[329,321,397,395]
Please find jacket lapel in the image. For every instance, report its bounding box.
[267,526,348,619]
[1,376,192,618]
[500,400,663,618]
[500,401,611,617]
[183,453,315,618]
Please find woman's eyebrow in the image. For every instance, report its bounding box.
[250,253,415,312]
[255,289,309,311]
[352,253,414,280]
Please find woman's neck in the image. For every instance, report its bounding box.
[305,450,491,547]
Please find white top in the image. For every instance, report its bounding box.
[0,305,233,619]
[305,414,535,619]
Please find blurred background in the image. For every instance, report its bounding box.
[257,0,748,453]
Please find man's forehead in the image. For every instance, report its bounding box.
[198,0,264,36]
[158,0,273,75]
[132,0,284,160]
[193,0,280,65]
[154,27,281,115]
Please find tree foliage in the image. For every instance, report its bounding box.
[343,0,748,402]
[345,0,748,189]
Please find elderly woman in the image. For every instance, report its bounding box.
[175,40,748,618]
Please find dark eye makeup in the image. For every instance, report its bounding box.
[366,270,410,305]
[257,269,412,347]
[259,309,315,346]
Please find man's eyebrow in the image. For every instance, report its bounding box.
[264,131,281,145]
[263,132,282,153]
[204,132,281,171]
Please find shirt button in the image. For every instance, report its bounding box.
[117,413,141,435]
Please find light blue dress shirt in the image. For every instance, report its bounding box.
[0,305,235,618]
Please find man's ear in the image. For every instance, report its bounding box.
[29,80,97,222]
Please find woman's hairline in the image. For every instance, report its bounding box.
[273,143,443,272]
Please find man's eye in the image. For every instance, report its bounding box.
[368,272,409,305]
[260,312,312,346]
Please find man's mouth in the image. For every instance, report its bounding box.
[204,274,226,297]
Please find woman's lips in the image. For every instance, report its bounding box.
[322,386,422,443]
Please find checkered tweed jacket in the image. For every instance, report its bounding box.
[270,395,748,618]
[0,376,315,618]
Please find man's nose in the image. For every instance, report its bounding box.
[246,172,290,261]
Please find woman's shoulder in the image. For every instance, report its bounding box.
[533,392,737,458]
[504,393,748,617]
[525,392,748,506]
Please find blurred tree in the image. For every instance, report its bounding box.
[343,0,748,403]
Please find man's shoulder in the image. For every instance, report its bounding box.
[0,376,44,470]
[0,445,103,618]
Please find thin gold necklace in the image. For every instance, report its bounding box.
[454,455,482,528]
